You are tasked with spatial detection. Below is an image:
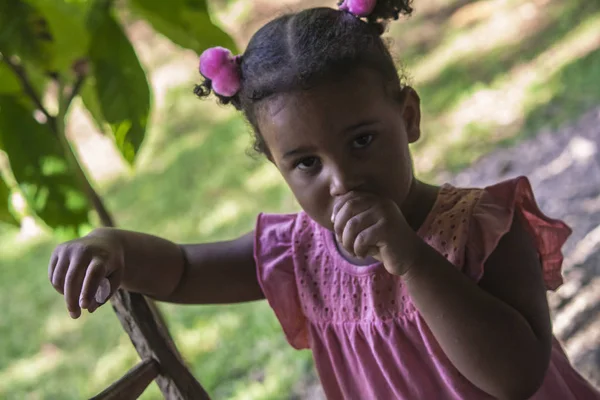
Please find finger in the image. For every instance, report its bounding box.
[64,254,91,319]
[105,268,123,300]
[333,197,371,240]
[92,271,122,311]
[342,211,379,256]
[51,255,70,295]
[87,299,98,313]
[331,191,365,222]
[352,222,383,259]
[48,248,59,283]
[332,193,351,222]
[89,278,117,314]
[80,258,107,309]
[88,295,105,313]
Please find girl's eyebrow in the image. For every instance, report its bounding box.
[283,146,316,160]
[343,119,379,134]
[282,120,380,159]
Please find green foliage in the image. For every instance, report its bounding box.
[0,63,21,94]
[80,78,110,135]
[0,175,18,226]
[0,0,54,71]
[25,0,91,72]
[130,0,237,54]
[85,5,150,164]
[0,0,235,231]
[0,96,89,230]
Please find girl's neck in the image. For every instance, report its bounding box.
[401,178,440,232]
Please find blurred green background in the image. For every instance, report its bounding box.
[1,0,599,398]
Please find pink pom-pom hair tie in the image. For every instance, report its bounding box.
[199,47,242,97]
[338,0,377,17]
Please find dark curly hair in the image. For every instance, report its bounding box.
[195,2,413,156]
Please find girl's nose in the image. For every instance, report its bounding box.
[329,164,363,197]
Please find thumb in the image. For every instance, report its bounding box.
[95,278,112,304]
[368,247,381,261]
[94,268,122,305]
[88,276,117,314]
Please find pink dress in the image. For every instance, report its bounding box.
[254,176,599,399]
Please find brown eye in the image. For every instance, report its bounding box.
[295,157,320,171]
[352,134,374,149]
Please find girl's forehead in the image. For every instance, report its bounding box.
[258,94,330,161]
[258,69,392,142]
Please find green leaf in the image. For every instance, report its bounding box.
[0,0,90,74]
[23,0,91,72]
[0,173,18,226]
[0,63,21,94]
[0,95,90,230]
[130,0,237,54]
[86,8,150,164]
[0,0,54,70]
[80,77,108,135]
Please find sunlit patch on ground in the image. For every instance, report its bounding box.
[0,345,64,395]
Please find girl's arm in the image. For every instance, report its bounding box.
[92,229,263,304]
[404,212,552,400]
[164,232,265,304]
[50,228,263,319]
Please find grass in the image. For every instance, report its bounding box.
[1,0,600,398]
[392,0,600,176]
[0,227,314,399]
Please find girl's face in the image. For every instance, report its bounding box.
[257,68,421,231]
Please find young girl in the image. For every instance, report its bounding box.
[49,1,599,399]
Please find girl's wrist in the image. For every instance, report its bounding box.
[386,231,428,277]
[399,237,444,284]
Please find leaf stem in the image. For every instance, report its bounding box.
[1,53,115,227]
[0,55,56,130]
[0,53,114,227]
[55,79,115,227]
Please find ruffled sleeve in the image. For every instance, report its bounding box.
[465,176,572,290]
[254,212,309,349]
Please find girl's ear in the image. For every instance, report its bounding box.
[399,86,421,143]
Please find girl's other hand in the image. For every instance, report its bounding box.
[48,231,125,319]
[331,191,421,275]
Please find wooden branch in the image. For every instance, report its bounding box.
[90,358,160,400]
[0,55,55,127]
[110,290,212,399]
